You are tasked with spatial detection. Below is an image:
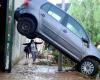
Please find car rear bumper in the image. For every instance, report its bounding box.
[14,11,20,21]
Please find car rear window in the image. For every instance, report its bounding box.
[41,3,51,12]
[48,6,65,22]
[41,2,65,22]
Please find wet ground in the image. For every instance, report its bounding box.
[0,57,99,80]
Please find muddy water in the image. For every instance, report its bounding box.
[0,58,99,80]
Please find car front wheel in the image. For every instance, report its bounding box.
[17,17,36,39]
[79,59,99,76]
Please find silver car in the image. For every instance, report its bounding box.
[14,0,100,76]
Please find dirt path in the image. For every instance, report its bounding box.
[0,57,99,80]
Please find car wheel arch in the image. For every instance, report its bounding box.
[20,13,38,27]
[82,56,100,64]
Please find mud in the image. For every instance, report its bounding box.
[0,57,99,80]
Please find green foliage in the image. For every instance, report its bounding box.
[36,61,50,65]
[51,49,59,63]
[44,43,75,66]
[68,0,100,43]
[44,42,59,63]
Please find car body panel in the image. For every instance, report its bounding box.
[83,43,100,59]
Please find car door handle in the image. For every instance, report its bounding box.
[41,13,45,17]
[63,29,67,33]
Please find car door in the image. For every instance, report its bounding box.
[58,14,89,60]
[39,3,65,42]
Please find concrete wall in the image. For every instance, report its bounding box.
[15,0,24,9]
[12,0,29,65]
[12,23,28,65]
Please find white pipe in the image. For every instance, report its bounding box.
[62,0,65,10]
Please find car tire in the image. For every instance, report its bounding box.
[26,33,37,39]
[79,59,99,76]
[17,17,36,38]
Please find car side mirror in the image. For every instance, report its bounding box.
[82,37,89,48]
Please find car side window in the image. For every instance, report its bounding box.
[67,23,81,37]
[41,3,51,12]
[63,15,88,39]
[48,6,65,22]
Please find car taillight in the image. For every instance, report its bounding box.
[23,0,29,7]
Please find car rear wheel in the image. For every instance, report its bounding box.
[26,33,37,39]
[79,59,99,76]
[17,17,36,38]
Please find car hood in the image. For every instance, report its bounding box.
[85,43,100,59]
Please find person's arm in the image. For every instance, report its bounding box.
[22,43,29,45]
[34,41,43,44]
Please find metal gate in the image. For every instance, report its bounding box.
[4,0,15,72]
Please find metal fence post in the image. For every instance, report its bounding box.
[58,0,65,72]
